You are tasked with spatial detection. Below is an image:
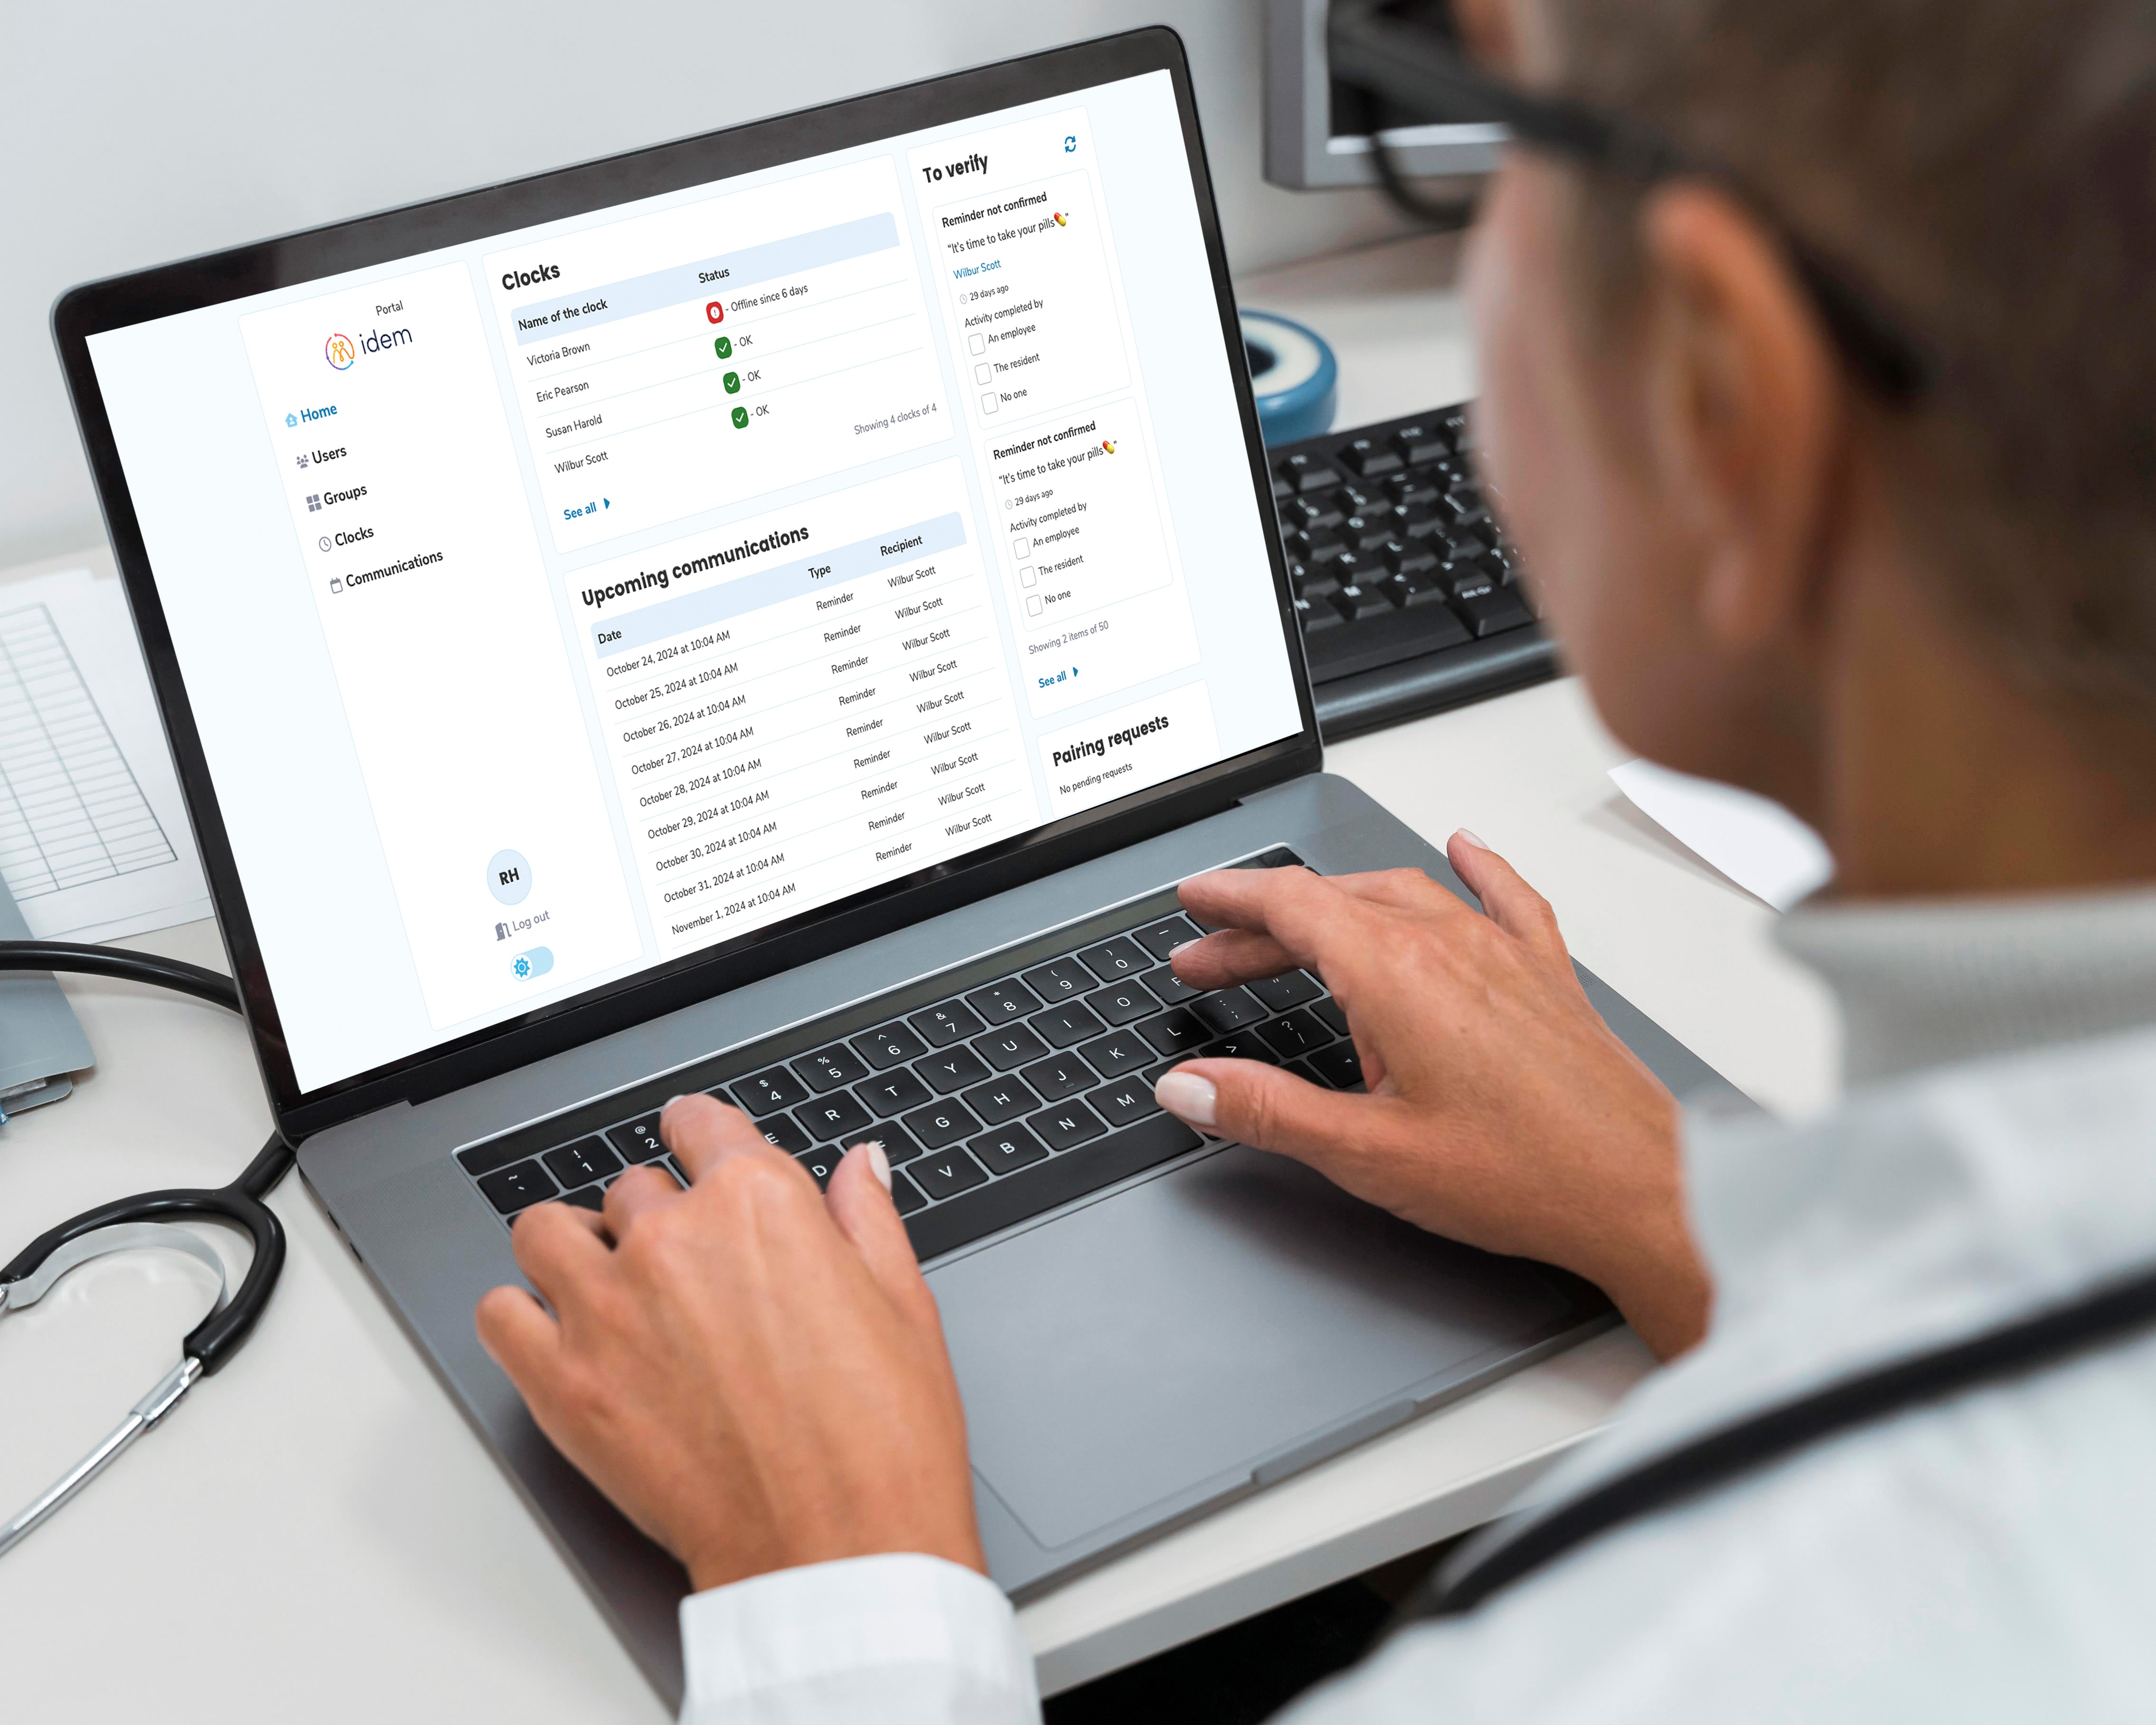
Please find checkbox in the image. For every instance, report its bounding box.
[973,362,992,385]
[981,392,999,414]
[1012,537,1030,557]
[1019,565,1036,587]
[969,334,986,355]
[1025,594,1043,617]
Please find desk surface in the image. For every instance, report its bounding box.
[0,233,1837,1719]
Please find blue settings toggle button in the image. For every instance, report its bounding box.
[512,946,554,981]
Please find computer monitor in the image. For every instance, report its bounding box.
[1263,0,1505,190]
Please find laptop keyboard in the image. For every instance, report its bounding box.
[455,847,1367,1261]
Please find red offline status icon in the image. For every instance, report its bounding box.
[706,300,725,324]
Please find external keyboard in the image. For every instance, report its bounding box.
[456,848,1365,1261]
[1270,403,1558,740]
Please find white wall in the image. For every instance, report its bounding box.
[4,0,1406,564]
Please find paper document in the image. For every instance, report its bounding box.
[1610,758,1833,912]
[0,566,212,941]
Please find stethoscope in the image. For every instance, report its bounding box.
[0,940,293,1559]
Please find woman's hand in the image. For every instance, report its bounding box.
[1155,834,1711,1359]
[475,1096,982,1592]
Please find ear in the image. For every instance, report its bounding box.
[1635,184,1847,656]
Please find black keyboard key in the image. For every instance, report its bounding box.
[557,1184,605,1213]
[1020,1051,1096,1103]
[1191,987,1266,1034]
[1249,970,1324,1011]
[1021,957,1098,1001]
[1198,1032,1280,1067]
[541,1137,623,1191]
[1147,966,1202,1003]
[1451,581,1535,638]
[1312,997,1351,1037]
[901,1098,983,1150]
[902,1114,1204,1260]
[796,1146,842,1190]
[961,1076,1040,1127]
[1077,936,1150,981]
[892,1171,928,1215]
[1260,1008,1333,1058]
[1078,1028,1154,1079]
[477,1158,557,1215]
[1091,977,1161,1024]
[1030,1100,1108,1153]
[1278,451,1340,493]
[756,1112,815,1155]
[797,1090,875,1143]
[968,1124,1050,1176]
[1307,1042,1366,1090]
[1138,1008,1208,1057]
[1088,1077,1162,1129]
[858,1067,933,1116]
[917,1045,992,1093]
[851,1022,928,1070]
[1134,915,1201,960]
[1340,435,1405,477]
[909,1001,986,1047]
[793,1045,870,1092]
[733,1066,809,1116]
[867,1121,926,1166]
[1034,1000,1107,1048]
[605,1115,667,1163]
[911,1149,991,1201]
[1329,584,1390,624]
[964,980,1040,1024]
[1303,600,1471,682]
[975,1023,1050,1071]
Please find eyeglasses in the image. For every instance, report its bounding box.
[1327,0,1934,402]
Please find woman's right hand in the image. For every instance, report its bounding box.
[1154,834,1712,1359]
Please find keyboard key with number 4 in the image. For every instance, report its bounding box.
[732,1066,808,1116]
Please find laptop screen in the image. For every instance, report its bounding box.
[80,60,1303,1097]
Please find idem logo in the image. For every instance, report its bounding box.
[706,300,725,324]
[325,333,357,370]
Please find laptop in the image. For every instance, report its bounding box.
[54,28,1732,1705]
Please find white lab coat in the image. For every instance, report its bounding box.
[677,889,2156,1723]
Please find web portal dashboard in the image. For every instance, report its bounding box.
[86,70,1300,1093]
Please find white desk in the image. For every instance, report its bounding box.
[0,233,1837,1718]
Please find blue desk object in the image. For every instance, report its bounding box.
[0,878,92,1118]
[1240,309,1338,445]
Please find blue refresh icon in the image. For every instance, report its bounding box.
[1064,135,1077,152]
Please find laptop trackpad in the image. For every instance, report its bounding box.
[928,1144,1588,1562]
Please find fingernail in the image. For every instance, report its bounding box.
[663,1094,687,1109]
[1169,939,1198,958]
[1453,828,1489,851]
[862,1141,892,1191]
[1155,1070,1218,1127]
